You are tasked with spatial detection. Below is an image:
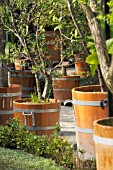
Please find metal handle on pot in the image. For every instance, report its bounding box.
[64,99,73,106]
[100,99,108,110]
[2,95,6,108]
[22,111,35,126]
[10,96,12,108]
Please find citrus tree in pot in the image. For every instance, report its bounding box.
[0,0,63,135]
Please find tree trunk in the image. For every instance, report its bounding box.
[34,73,42,99]
[104,0,113,116]
[0,10,8,87]
[80,3,113,94]
[42,74,51,99]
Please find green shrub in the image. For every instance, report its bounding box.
[0,118,96,170]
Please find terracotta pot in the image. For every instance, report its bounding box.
[52,75,80,103]
[13,98,61,135]
[15,58,32,70]
[72,85,108,159]
[0,84,22,125]
[8,70,36,98]
[45,31,60,66]
[75,54,90,77]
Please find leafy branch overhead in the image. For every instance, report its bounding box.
[86,38,113,77]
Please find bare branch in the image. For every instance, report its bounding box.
[67,0,89,55]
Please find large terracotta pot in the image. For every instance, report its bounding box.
[72,85,108,159]
[52,75,80,103]
[94,117,113,170]
[0,84,22,125]
[8,70,36,98]
[13,98,61,135]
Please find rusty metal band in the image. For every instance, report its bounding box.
[93,135,113,146]
[27,126,54,130]
[13,108,61,113]
[0,92,21,97]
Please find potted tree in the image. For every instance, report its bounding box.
[0,0,63,135]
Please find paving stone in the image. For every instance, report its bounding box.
[59,105,76,145]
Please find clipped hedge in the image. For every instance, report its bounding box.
[0,147,64,170]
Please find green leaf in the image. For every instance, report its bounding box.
[90,64,98,77]
[86,52,99,65]
[106,38,113,54]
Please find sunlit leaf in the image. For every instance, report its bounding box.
[86,52,99,65]
[90,64,98,77]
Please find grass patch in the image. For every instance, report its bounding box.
[0,147,64,170]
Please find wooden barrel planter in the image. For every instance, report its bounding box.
[8,70,36,98]
[45,31,60,66]
[13,98,61,135]
[52,75,80,103]
[93,117,113,170]
[71,85,108,159]
[75,54,89,78]
[0,84,22,125]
